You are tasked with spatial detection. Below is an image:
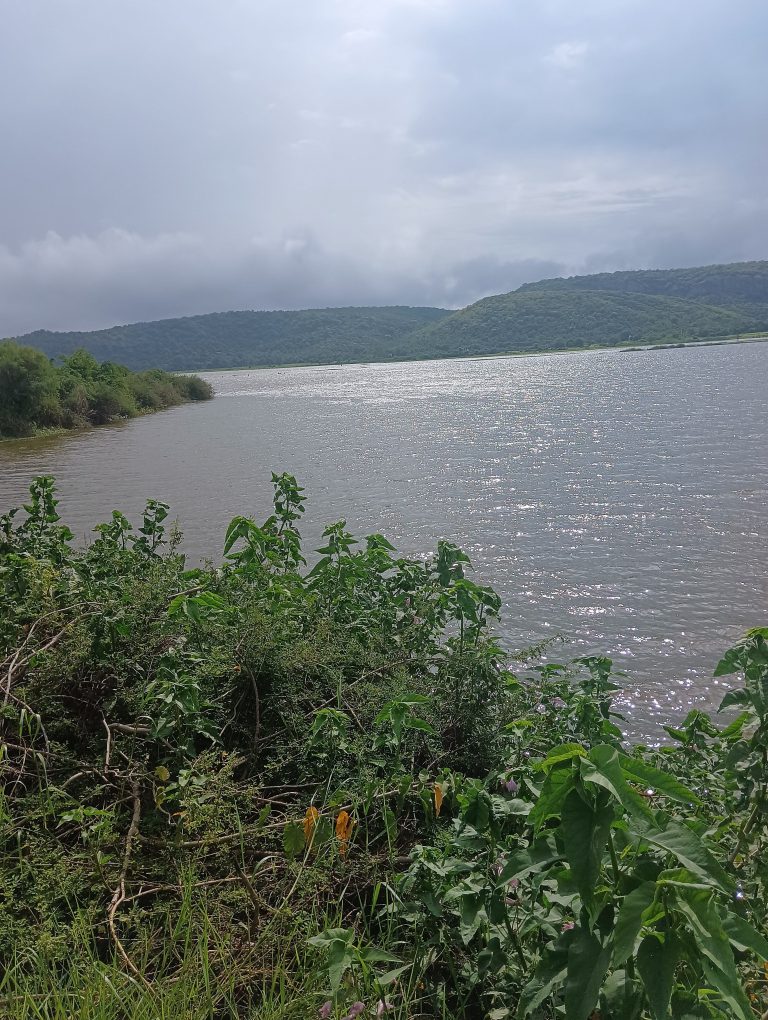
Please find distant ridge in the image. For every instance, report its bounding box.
[12,307,451,371]
[517,260,768,305]
[9,261,768,370]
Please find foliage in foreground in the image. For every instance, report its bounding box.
[0,341,212,437]
[0,475,767,1019]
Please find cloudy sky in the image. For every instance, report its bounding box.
[2,0,767,334]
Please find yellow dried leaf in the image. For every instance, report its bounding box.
[335,810,353,855]
[303,805,320,842]
[434,783,443,817]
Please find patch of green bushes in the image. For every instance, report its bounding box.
[0,476,766,1019]
[0,341,212,438]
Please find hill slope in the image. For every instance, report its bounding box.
[402,288,767,359]
[13,306,451,371]
[518,259,768,307]
[9,261,768,369]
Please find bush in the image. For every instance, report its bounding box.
[175,373,214,400]
[87,381,138,423]
[0,342,212,437]
[0,475,766,1019]
[0,341,60,436]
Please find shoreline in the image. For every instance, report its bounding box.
[0,400,206,444]
[192,333,768,376]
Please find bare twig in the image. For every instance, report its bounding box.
[102,717,113,769]
[107,779,150,989]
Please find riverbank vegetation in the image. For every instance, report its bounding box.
[1,475,767,1019]
[0,341,212,438]
[11,260,768,370]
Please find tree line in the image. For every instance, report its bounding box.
[0,340,212,438]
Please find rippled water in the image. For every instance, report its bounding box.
[1,344,767,733]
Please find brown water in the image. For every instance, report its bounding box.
[1,343,767,733]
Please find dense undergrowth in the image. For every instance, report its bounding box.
[0,342,212,438]
[0,476,767,1019]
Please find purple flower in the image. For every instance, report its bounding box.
[341,1003,366,1020]
[551,697,567,710]
[502,775,519,795]
[507,878,520,890]
[376,1001,394,1016]
[562,921,575,931]
[535,703,547,715]
[319,1003,333,1019]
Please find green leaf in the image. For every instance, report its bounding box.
[457,891,484,945]
[536,743,588,770]
[637,932,680,1019]
[327,939,354,992]
[308,928,354,991]
[560,789,614,907]
[580,746,654,821]
[655,867,713,891]
[183,599,201,624]
[675,890,753,1020]
[528,765,576,831]
[700,960,754,1020]
[618,754,700,806]
[718,689,750,711]
[564,927,612,1020]
[283,821,305,861]
[613,882,657,966]
[376,963,411,986]
[633,819,733,894]
[403,716,435,734]
[359,948,402,964]
[396,693,431,705]
[499,837,560,885]
[714,646,743,677]
[600,969,644,1020]
[719,712,752,739]
[516,929,574,1017]
[418,889,442,917]
[722,912,768,959]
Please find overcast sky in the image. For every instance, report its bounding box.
[1,0,767,334]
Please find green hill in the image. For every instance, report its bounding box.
[13,306,451,371]
[9,260,768,370]
[402,260,768,359]
[401,288,766,359]
[518,259,768,306]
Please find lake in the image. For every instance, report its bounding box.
[2,343,767,734]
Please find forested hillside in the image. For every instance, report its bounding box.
[8,261,768,370]
[518,259,768,307]
[406,261,768,358]
[14,307,450,371]
[403,288,765,358]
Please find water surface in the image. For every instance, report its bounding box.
[2,344,767,733]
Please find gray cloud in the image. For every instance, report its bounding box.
[2,0,767,334]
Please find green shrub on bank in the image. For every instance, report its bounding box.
[0,476,766,1019]
[0,341,212,437]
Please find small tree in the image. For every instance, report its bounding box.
[0,340,60,435]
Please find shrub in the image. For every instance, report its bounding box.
[0,475,765,1018]
[0,343,212,437]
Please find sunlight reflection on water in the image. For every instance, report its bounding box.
[1,344,767,734]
